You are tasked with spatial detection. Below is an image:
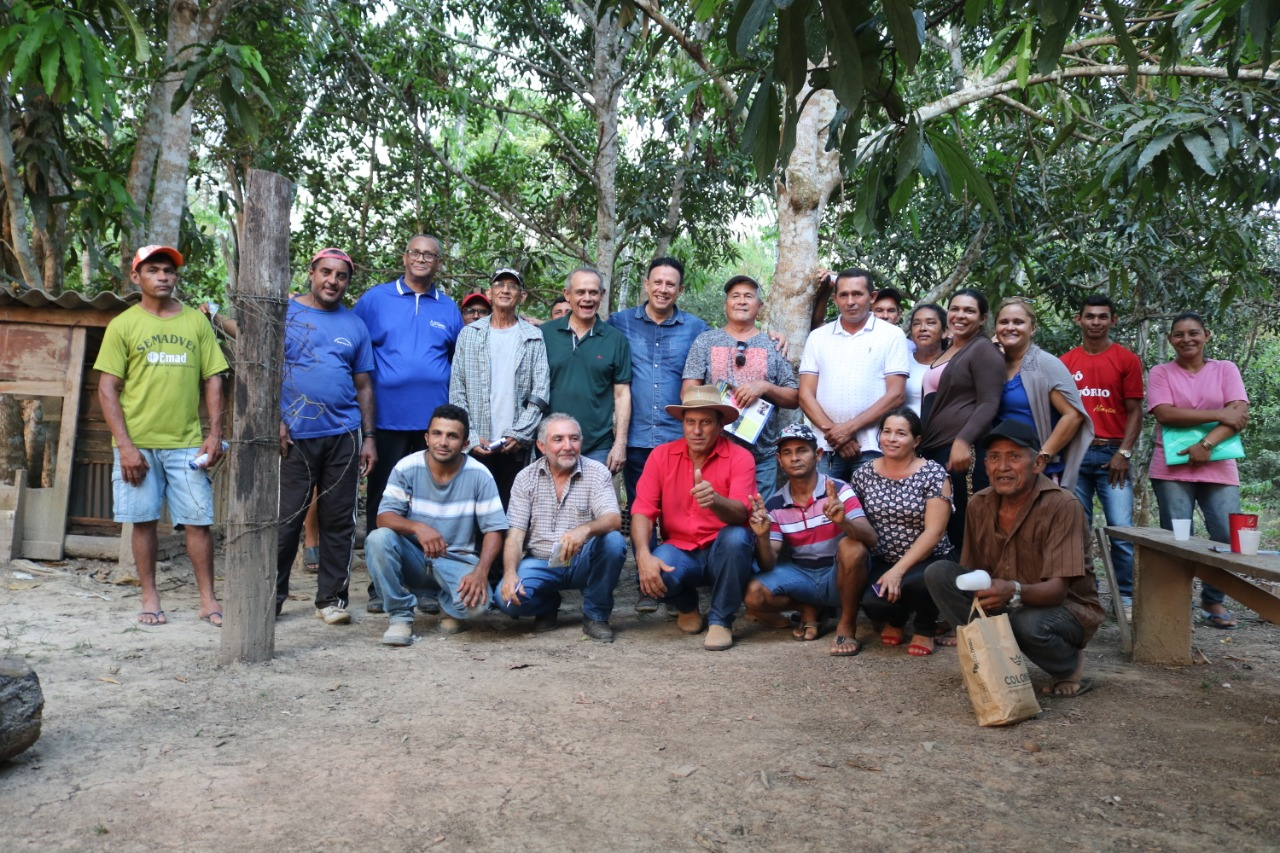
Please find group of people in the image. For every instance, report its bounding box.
[95,239,1250,697]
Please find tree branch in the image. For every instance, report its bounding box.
[0,81,43,289]
[917,221,990,306]
[631,0,739,107]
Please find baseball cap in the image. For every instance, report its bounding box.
[461,291,492,309]
[777,423,819,448]
[132,245,184,272]
[309,247,354,273]
[490,267,524,287]
[723,274,760,293]
[981,420,1041,452]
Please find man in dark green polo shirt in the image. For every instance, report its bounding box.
[541,267,632,472]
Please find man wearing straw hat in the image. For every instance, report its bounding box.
[630,386,756,651]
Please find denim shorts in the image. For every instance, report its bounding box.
[112,447,215,526]
[754,561,840,607]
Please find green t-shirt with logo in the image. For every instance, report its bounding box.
[93,304,230,448]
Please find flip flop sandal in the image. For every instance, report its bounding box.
[137,610,167,626]
[1043,677,1095,698]
[880,629,903,646]
[201,611,223,628]
[304,546,320,573]
[907,642,934,657]
[793,621,820,641]
[829,635,861,656]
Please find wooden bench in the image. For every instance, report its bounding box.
[1105,525,1280,665]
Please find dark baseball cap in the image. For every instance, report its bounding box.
[723,274,760,293]
[981,420,1041,452]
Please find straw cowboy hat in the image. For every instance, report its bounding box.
[664,385,740,423]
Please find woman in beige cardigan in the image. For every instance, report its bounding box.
[993,298,1092,489]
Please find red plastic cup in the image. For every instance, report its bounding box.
[1228,513,1259,553]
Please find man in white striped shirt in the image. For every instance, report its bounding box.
[365,404,508,646]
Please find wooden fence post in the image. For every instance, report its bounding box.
[219,169,291,665]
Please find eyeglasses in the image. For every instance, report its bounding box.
[490,281,521,292]
[735,340,748,367]
[405,249,441,262]
[463,307,489,318]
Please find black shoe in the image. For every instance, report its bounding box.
[417,596,440,615]
[533,610,559,633]
[635,595,659,613]
[366,597,384,614]
[582,618,615,643]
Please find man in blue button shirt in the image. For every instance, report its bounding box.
[608,258,709,613]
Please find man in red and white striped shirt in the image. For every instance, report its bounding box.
[744,423,877,656]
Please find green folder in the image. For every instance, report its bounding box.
[1161,423,1245,466]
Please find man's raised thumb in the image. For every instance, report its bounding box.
[693,468,703,484]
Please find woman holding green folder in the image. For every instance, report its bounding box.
[1148,312,1250,629]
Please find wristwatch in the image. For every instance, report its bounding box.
[1008,581,1023,609]
[1118,448,1133,459]
[1199,438,1214,451]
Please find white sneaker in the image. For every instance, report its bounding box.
[382,621,413,646]
[316,605,351,625]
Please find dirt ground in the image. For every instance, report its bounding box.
[2,547,1278,853]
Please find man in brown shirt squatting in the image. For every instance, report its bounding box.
[924,420,1104,697]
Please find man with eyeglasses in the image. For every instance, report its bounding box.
[354,234,463,613]
[682,274,798,496]
[449,267,550,510]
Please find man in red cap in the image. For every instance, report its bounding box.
[275,248,377,625]
[460,290,492,324]
[95,246,229,627]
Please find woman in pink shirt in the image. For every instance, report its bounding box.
[1148,312,1250,628]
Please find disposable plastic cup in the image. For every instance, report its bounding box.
[1172,519,1192,541]
[956,569,992,591]
[1229,512,1260,553]
[1237,529,1261,556]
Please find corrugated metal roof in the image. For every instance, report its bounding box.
[0,284,139,311]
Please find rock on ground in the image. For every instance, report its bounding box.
[0,656,43,762]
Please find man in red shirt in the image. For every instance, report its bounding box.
[631,386,756,651]
[1059,295,1144,610]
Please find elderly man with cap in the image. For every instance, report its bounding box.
[925,420,1105,697]
[744,423,876,655]
[449,266,550,509]
[95,245,229,627]
[275,248,376,624]
[631,386,756,651]
[682,273,799,496]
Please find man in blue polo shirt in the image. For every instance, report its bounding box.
[354,234,463,611]
[276,248,376,625]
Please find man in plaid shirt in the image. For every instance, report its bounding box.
[494,414,626,642]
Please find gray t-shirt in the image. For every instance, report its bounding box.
[683,329,798,461]
[377,454,508,565]
[488,323,520,440]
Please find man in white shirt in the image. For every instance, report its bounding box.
[799,268,910,479]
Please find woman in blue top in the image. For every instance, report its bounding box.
[994,298,1092,490]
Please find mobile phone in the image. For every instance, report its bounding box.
[871,582,884,598]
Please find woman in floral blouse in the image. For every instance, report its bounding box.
[850,406,956,656]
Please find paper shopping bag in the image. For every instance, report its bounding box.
[956,600,1041,726]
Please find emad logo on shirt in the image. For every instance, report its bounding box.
[145,351,189,365]
[334,337,353,347]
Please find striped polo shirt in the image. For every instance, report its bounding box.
[765,473,865,569]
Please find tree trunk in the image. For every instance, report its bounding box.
[0,396,25,481]
[219,168,291,666]
[123,0,231,279]
[590,5,630,316]
[763,84,841,364]
[0,81,43,290]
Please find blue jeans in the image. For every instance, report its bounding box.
[753,455,778,497]
[1073,445,1135,597]
[364,528,488,622]
[623,447,654,508]
[583,446,612,468]
[1151,478,1240,607]
[493,532,627,622]
[651,526,754,628]
[820,449,880,482]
